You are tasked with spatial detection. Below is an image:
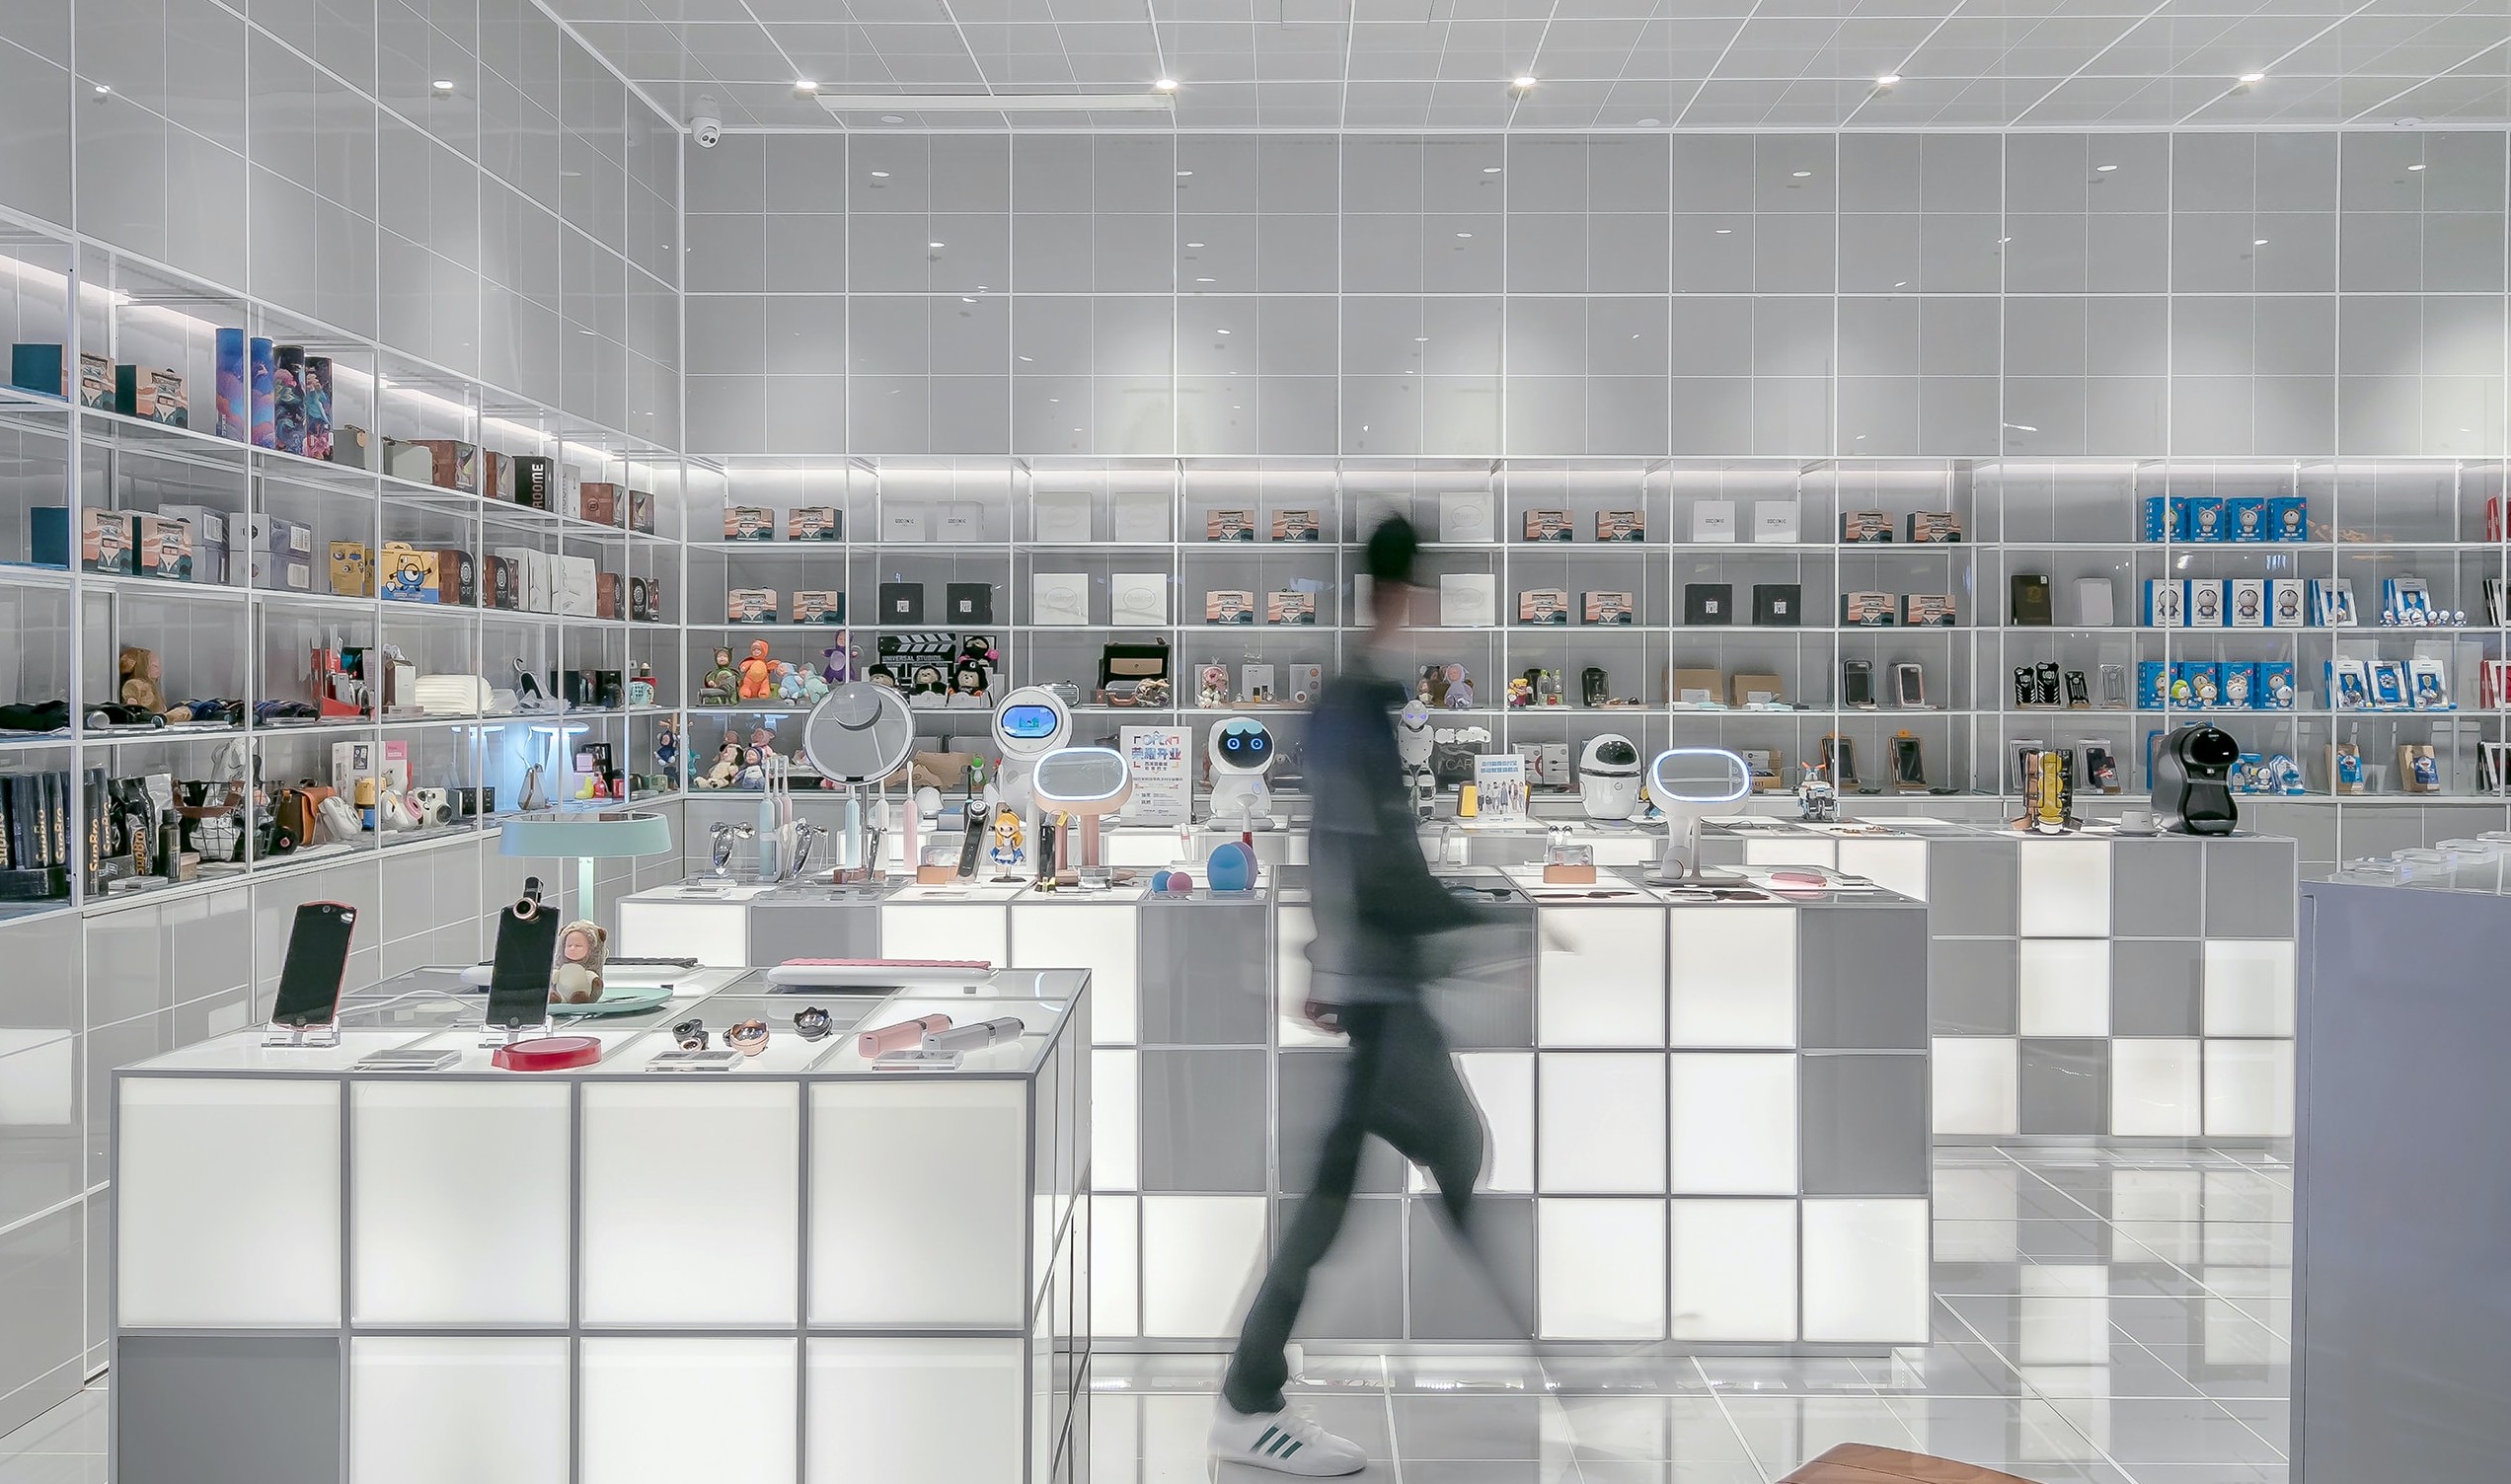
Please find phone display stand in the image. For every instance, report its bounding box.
[480,1015,556,1050]
[262,1021,342,1049]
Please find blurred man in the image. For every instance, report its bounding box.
[1210,516,1520,1475]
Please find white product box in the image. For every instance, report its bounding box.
[331,739,377,801]
[1031,572,1089,626]
[936,501,984,544]
[2143,578,2184,629]
[1438,491,1494,544]
[559,467,583,520]
[2186,578,2226,629]
[159,504,230,585]
[883,506,927,543]
[1111,490,1169,542]
[1439,572,1496,628]
[559,555,597,617]
[526,552,555,613]
[2073,576,2114,628]
[1691,499,1737,543]
[2228,577,2267,628]
[1031,491,1091,543]
[1109,572,1167,627]
[1752,500,1800,544]
[2265,578,2306,629]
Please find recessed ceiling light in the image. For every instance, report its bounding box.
[1511,75,1537,90]
[1185,241,1205,248]
[1177,170,1192,177]
[2408,163,2428,172]
[1455,231,1472,238]
[2397,115,2424,126]
[880,113,904,123]
[1215,329,1231,334]
[2003,423,2039,434]
[2238,72,2264,84]
[1873,74,1899,88]
[871,171,889,178]
[432,79,455,94]
[1413,336,1429,342]
[1791,170,1812,178]
[1714,228,1732,234]
[1018,355,1033,361]
[2096,163,2118,172]
[92,83,110,95]
[1483,166,1501,174]
[960,296,976,303]
[1998,236,2012,244]
[928,242,945,249]
[1154,78,1179,92]
[793,80,818,97]
[1195,276,1215,282]
[1894,281,1907,288]
[2253,238,2269,246]
[1636,117,1661,126]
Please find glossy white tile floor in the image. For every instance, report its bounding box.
[0,1148,2290,1484]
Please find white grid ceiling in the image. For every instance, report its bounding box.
[547,0,2511,133]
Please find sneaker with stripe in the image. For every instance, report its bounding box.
[1208,1400,1367,1475]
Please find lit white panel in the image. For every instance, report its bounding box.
[2204,1040,2295,1139]
[582,1338,796,1484]
[1275,904,1333,1048]
[582,1083,799,1325]
[615,897,749,967]
[2016,839,2110,936]
[2016,938,2111,1037]
[117,1077,340,1328]
[2018,1264,2110,1367]
[1105,832,1176,868]
[2201,939,2296,1037]
[1537,906,1665,1046]
[1666,908,1797,1047]
[1590,835,1656,866]
[884,902,1008,967]
[1801,1199,1929,1344]
[1837,839,1929,901]
[1093,1049,1138,1191]
[1538,1198,1664,1340]
[2111,1039,2203,1138]
[1743,838,1835,870]
[1092,1194,1139,1339]
[1668,1054,1795,1195]
[1670,1199,1797,1341]
[1537,1053,1666,1194]
[806,1339,1024,1484]
[350,1338,569,1484]
[1460,1052,1535,1193]
[811,1080,1027,1328]
[0,1031,70,1123]
[352,1081,571,1326]
[1932,1036,2020,1137]
[1139,1195,1266,1338]
[1013,903,1136,1046]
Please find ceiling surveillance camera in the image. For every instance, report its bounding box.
[692,95,722,149]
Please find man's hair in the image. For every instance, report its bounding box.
[1364,515,1419,586]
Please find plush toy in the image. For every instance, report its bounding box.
[654,721,679,777]
[700,647,737,705]
[908,663,949,709]
[118,646,165,713]
[867,662,899,691]
[949,635,996,707]
[736,640,775,701]
[819,637,851,685]
[551,920,608,1003]
[1444,665,1475,709]
[798,668,830,704]
[776,661,809,704]
[736,745,767,789]
[696,740,742,789]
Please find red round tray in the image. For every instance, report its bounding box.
[492,1035,603,1072]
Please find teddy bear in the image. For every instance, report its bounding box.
[118,646,165,713]
[696,740,742,789]
[551,920,607,1003]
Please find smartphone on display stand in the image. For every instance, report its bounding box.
[483,893,562,1041]
[265,902,357,1045]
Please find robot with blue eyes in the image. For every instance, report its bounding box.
[1207,716,1276,830]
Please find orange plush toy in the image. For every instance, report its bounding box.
[737,639,775,700]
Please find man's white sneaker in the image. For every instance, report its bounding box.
[1209,1401,1368,1475]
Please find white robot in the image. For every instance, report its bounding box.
[987,685,1072,864]
[1645,747,1753,882]
[1396,700,1435,819]
[1206,716,1277,830]
[1576,734,1644,822]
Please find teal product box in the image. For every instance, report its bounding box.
[2141,496,2182,542]
[10,343,63,397]
[2184,497,2227,543]
[2226,496,2270,542]
[2220,661,2257,709]
[2137,660,2169,709]
[2171,660,2221,708]
[2269,495,2308,542]
[2257,660,2296,709]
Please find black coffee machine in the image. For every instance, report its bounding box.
[2152,723,2240,836]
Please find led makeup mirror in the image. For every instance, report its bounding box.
[1645,747,1753,882]
[1032,745,1133,887]
[799,681,916,881]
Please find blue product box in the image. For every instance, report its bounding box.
[2141,496,2181,542]
[2172,660,2221,708]
[2226,496,2270,542]
[2269,495,2308,542]
[2220,661,2257,709]
[2184,497,2228,542]
[2257,660,2296,709]
[2137,660,2170,709]
[10,342,63,397]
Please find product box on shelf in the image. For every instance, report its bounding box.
[1684,583,1732,625]
[2143,578,2184,627]
[479,452,515,501]
[1516,588,1569,625]
[157,505,227,584]
[2226,496,2270,541]
[2172,660,2221,708]
[248,337,274,448]
[558,556,596,616]
[1267,590,1317,625]
[595,572,622,620]
[1668,667,1721,705]
[2270,495,2308,541]
[412,439,480,493]
[2137,660,2169,709]
[1753,499,1799,543]
[578,482,622,528]
[1271,509,1322,541]
[1596,509,1644,542]
[509,455,555,509]
[1688,500,1734,543]
[253,550,312,592]
[936,501,983,543]
[1841,510,1893,543]
[947,581,993,625]
[1206,509,1256,542]
[1583,590,1635,625]
[1751,583,1799,626]
[1438,573,1494,628]
[2228,577,2266,627]
[1842,591,1895,626]
[252,513,314,560]
[2141,495,2182,542]
[1731,672,1785,706]
[789,505,840,541]
[2186,579,2227,628]
[76,351,112,408]
[1206,589,1256,624]
[628,575,655,622]
[2184,497,2227,542]
[1906,511,1962,543]
[128,515,191,580]
[211,330,247,439]
[302,355,333,459]
[1904,593,1957,627]
[1030,573,1085,625]
[1111,489,1168,542]
[723,505,775,541]
[32,509,128,576]
[1437,490,1493,543]
[434,548,476,606]
[486,556,519,610]
[492,548,542,611]
[2259,660,2297,708]
[2267,578,2306,627]
[2401,744,2441,792]
[378,543,436,602]
[1032,489,1091,543]
[727,588,778,625]
[330,425,377,470]
[791,590,843,624]
[2010,573,2053,625]
[2220,661,2256,708]
[271,345,305,455]
[113,366,186,424]
[2310,577,2357,626]
[9,342,63,398]
[1523,509,1574,543]
[558,467,584,520]
[382,439,434,484]
[629,488,655,534]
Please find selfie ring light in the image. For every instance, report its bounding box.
[1646,747,1752,882]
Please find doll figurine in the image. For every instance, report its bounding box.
[736,639,775,701]
[654,721,679,778]
[777,661,809,704]
[697,740,742,789]
[988,806,1025,874]
[1506,676,1533,708]
[119,646,165,713]
[700,647,736,705]
[820,636,851,685]
[797,668,830,704]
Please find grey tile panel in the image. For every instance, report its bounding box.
[1930,937,2018,1036]
[2112,939,2205,1037]
[1799,1053,1931,1197]
[2112,839,2208,938]
[2018,1037,2112,1136]
[1139,898,1269,1046]
[1798,903,1930,1051]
